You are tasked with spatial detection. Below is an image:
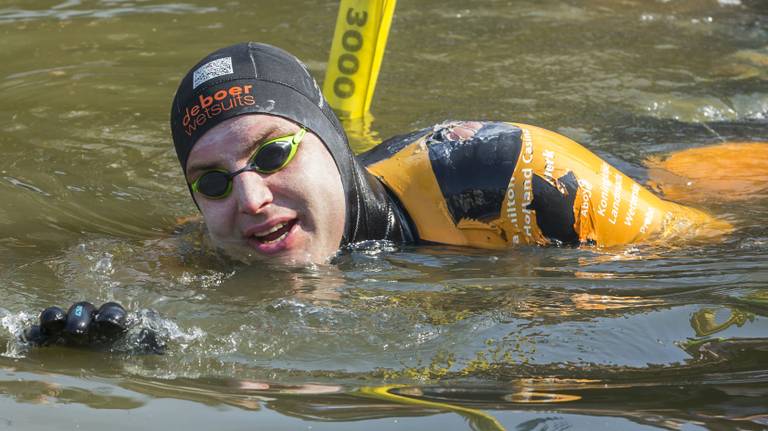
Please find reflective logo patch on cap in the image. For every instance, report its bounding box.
[193,57,233,89]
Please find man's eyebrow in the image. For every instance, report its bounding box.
[186,160,219,178]
[239,123,293,157]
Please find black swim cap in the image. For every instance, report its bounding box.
[170,42,412,246]
[171,42,347,178]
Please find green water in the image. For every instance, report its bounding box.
[1,0,767,429]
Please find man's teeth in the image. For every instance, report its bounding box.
[254,221,292,244]
[260,230,289,244]
[259,222,286,236]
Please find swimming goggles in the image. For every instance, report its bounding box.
[190,128,306,199]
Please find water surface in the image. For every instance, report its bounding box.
[1,0,767,429]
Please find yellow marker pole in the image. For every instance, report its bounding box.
[323,0,397,120]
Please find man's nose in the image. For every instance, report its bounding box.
[232,172,273,215]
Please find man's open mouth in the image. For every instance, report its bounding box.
[253,219,297,244]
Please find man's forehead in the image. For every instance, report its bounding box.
[203,115,294,145]
[196,116,296,152]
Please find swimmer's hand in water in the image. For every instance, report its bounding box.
[21,301,164,354]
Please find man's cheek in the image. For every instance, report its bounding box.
[202,208,234,237]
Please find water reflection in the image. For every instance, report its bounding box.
[0,0,767,429]
[3,362,767,430]
[690,307,753,337]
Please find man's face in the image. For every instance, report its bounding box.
[185,114,347,265]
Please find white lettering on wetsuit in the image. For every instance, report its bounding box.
[522,168,533,237]
[522,129,533,164]
[578,178,593,218]
[609,173,623,225]
[639,207,655,234]
[505,175,520,244]
[503,127,536,241]
[597,162,611,217]
[543,149,555,181]
[624,183,640,226]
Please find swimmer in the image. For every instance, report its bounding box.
[23,42,765,350]
[169,42,754,265]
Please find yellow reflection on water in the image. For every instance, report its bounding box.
[503,391,582,403]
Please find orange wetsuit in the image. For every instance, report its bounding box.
[360,121,727,249]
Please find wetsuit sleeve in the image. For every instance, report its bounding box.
[363,121,726,249]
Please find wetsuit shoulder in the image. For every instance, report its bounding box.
[365,121,524,247]
[359,127,432,167]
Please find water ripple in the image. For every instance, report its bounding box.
[0,3,217,23]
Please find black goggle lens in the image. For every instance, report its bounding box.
[251,140,292,172]
[196,171,231,197]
